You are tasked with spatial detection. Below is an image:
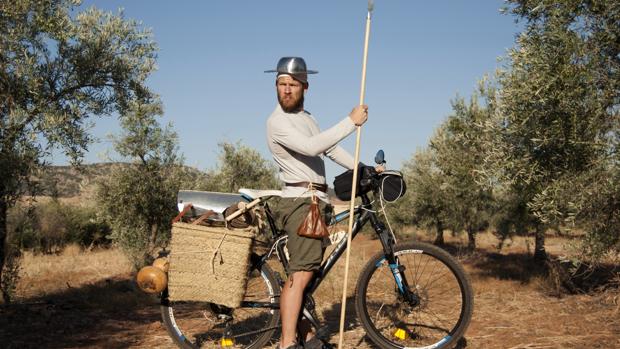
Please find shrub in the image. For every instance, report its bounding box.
[7,201,111,253]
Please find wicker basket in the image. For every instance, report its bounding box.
[167,222,255,308]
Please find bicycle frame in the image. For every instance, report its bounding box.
[161,184,473,349]
[243,192,418,318]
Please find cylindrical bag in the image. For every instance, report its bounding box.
[333,164,374,201]
[379,171,407,202]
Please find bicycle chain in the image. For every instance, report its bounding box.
[229,325,281,339]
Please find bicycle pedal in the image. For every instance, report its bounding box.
[304,336,333,349]
[220,326,234,347]
[316,325,330,341]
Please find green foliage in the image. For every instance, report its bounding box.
[204,141,280,193]
[96,99,181,268]
[474,0,620,261]
[431,88,496,248]
[95,98,279,268]
[0,0,157,200]
[545,162,620,261]
[391,86,497,248]
[7,200,111,253]
[98,162,180,268]
[389,147,450,243]
[0,0,158,300]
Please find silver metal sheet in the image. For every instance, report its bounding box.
[177,190,244,218]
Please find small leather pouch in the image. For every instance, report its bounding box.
[297,194,329,239]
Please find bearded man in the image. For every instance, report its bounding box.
[265,57,369,349]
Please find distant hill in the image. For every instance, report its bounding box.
[39,163,213,199]
[38,163,121,198]
[39,163,350,206]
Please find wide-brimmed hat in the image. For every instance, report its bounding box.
[265,57,317,84]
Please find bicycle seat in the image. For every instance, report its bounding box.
[238,188,282,201]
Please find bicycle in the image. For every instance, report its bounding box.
[160,151,474,349]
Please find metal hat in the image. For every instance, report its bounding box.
[265,57,318,84]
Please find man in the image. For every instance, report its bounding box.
[265,57,368,349]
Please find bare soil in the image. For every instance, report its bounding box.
[1,232,619,349]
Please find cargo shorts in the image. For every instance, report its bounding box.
[271,197,333,274]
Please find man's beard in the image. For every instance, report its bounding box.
[278,92,304,113]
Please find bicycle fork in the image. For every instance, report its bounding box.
[370,212,420,307]
[383,259,420,307]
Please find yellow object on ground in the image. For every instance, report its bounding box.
[394,328,408,340]
[220,338,234,346]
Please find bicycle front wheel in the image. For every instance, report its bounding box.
[355,242,473,349]
[161,261,280,349]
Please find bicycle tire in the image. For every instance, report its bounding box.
[161,261,280,348]
[355,241,473,349]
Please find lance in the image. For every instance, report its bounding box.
[337,1,374,348]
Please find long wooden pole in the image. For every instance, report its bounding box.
[337,2,373,348]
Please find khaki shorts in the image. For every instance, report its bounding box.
[271,197,333,274]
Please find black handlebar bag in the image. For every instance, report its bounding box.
[334,167,406,203]
[378,171,407,202]
[333,164,374,201]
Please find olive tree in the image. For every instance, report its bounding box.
[431,89,496,250]
[96,99,184,267]
[480,0,619,262]
[204,141,280,193]
[392,146,452,245]
[0,0,157,301]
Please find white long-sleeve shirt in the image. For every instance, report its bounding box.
[266,104,356,201]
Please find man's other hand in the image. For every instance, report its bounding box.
[349,105,369,126]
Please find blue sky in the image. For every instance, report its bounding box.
[70,1,521,183]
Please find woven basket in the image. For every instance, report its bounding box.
[167,222,255,308]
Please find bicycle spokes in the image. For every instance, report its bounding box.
[356,242,474,349]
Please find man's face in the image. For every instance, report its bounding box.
[277,75,305,113]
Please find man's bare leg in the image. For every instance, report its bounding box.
[279,270,314,348]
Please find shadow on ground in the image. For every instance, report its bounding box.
[436,241,620,295]
[320,296,379,348]
[318,296,472,348]
[0,276,161,348]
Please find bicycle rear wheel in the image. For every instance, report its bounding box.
[161,262,280,348]
[355,242,473,349]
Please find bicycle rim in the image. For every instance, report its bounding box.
[161,264,280,348]
[355,242,473,349]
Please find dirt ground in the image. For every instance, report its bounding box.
[1,232,619,349]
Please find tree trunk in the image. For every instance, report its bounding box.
[145,223,159,264]
[0,198,8,303]
[534,225,547,262]
[149,223,158,249]
[467,228,476,251]
[433,220,444,245]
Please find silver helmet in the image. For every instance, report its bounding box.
[265,57,317,84]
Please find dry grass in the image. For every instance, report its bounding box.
[2,232,619,348]
[16,244,133,300]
